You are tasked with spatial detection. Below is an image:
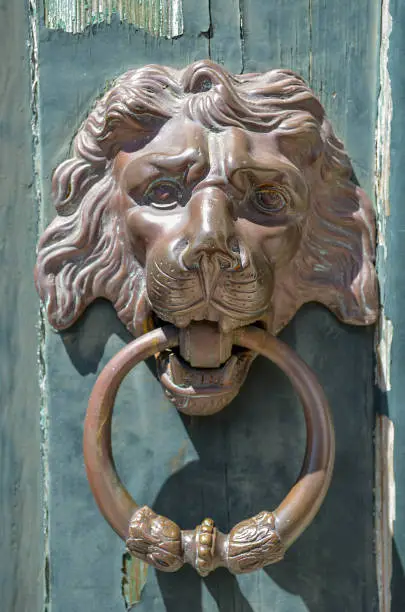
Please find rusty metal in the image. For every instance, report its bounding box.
[35,60,378,576]
[83,325,334,576]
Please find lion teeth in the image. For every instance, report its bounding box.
[169,353,187,384]
[172,315,192,328]
[222,355,238,384]
[168,352,237,387]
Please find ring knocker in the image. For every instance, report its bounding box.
[35,60,378,580]
[83,324,334,576]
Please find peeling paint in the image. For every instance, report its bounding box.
[44,0,184,38]
[238,0,245,73]
[29,1,51,610]
[375,2,394,609]
[376,310,393,392]
[375,415,396,612]
[375,0,392,293]
[122,552,148,608]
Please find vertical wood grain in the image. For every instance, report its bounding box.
[37,4,211,610]
[208,0,243,74]
[379,0,405,608]
[238,3,380,610]
[44,0,184,37]
[0,1,43,610]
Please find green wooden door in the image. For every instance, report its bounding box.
[3,1,404,610]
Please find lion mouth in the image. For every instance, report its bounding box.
[157,345,254,395]
[154,318,260,415]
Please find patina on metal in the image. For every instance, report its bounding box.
[35,60,378,576]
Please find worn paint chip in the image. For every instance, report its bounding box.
[45,0,184,38]
[376,310,393,393]
[122,552,148,608]
[375,4,394,610]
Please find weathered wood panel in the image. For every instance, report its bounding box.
[209,0,243,74]
[44,0,184,37]
[381,0,405,609]
[0,2,43,611]
[36,1,380,610]
[37,6,211,611]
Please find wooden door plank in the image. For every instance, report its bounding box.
[209,0,244,74]
[0,2,43,611]
[309,0,380,194]
[37,6,214,611]
[240,0,312,77]
[229,1,381,610]
[380,0,405,609]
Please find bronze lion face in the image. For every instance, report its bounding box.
[35,60,378,415]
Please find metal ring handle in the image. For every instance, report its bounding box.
[83,325,335,576]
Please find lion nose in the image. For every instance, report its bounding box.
[181,188,242,270]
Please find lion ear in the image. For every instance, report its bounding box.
[312,186,379,327]
[52,98,108,216]
[35,150,115,330]
[272,186,378,333]
[35,85,152,335]
[52,157,101,216]
[34,192,101,331]
[35,92,115,329]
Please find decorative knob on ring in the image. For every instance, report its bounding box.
[195,518,217,576]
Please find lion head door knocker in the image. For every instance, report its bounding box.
[35,61,378,576]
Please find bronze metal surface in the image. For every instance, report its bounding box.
[83,325,334,576]
[35,60,378,415]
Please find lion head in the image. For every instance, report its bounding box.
[35,60,378,415]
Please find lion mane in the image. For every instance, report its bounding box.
[35,60,377,335]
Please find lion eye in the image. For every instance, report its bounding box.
[254,185,288,214]
[144,179,184,210]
